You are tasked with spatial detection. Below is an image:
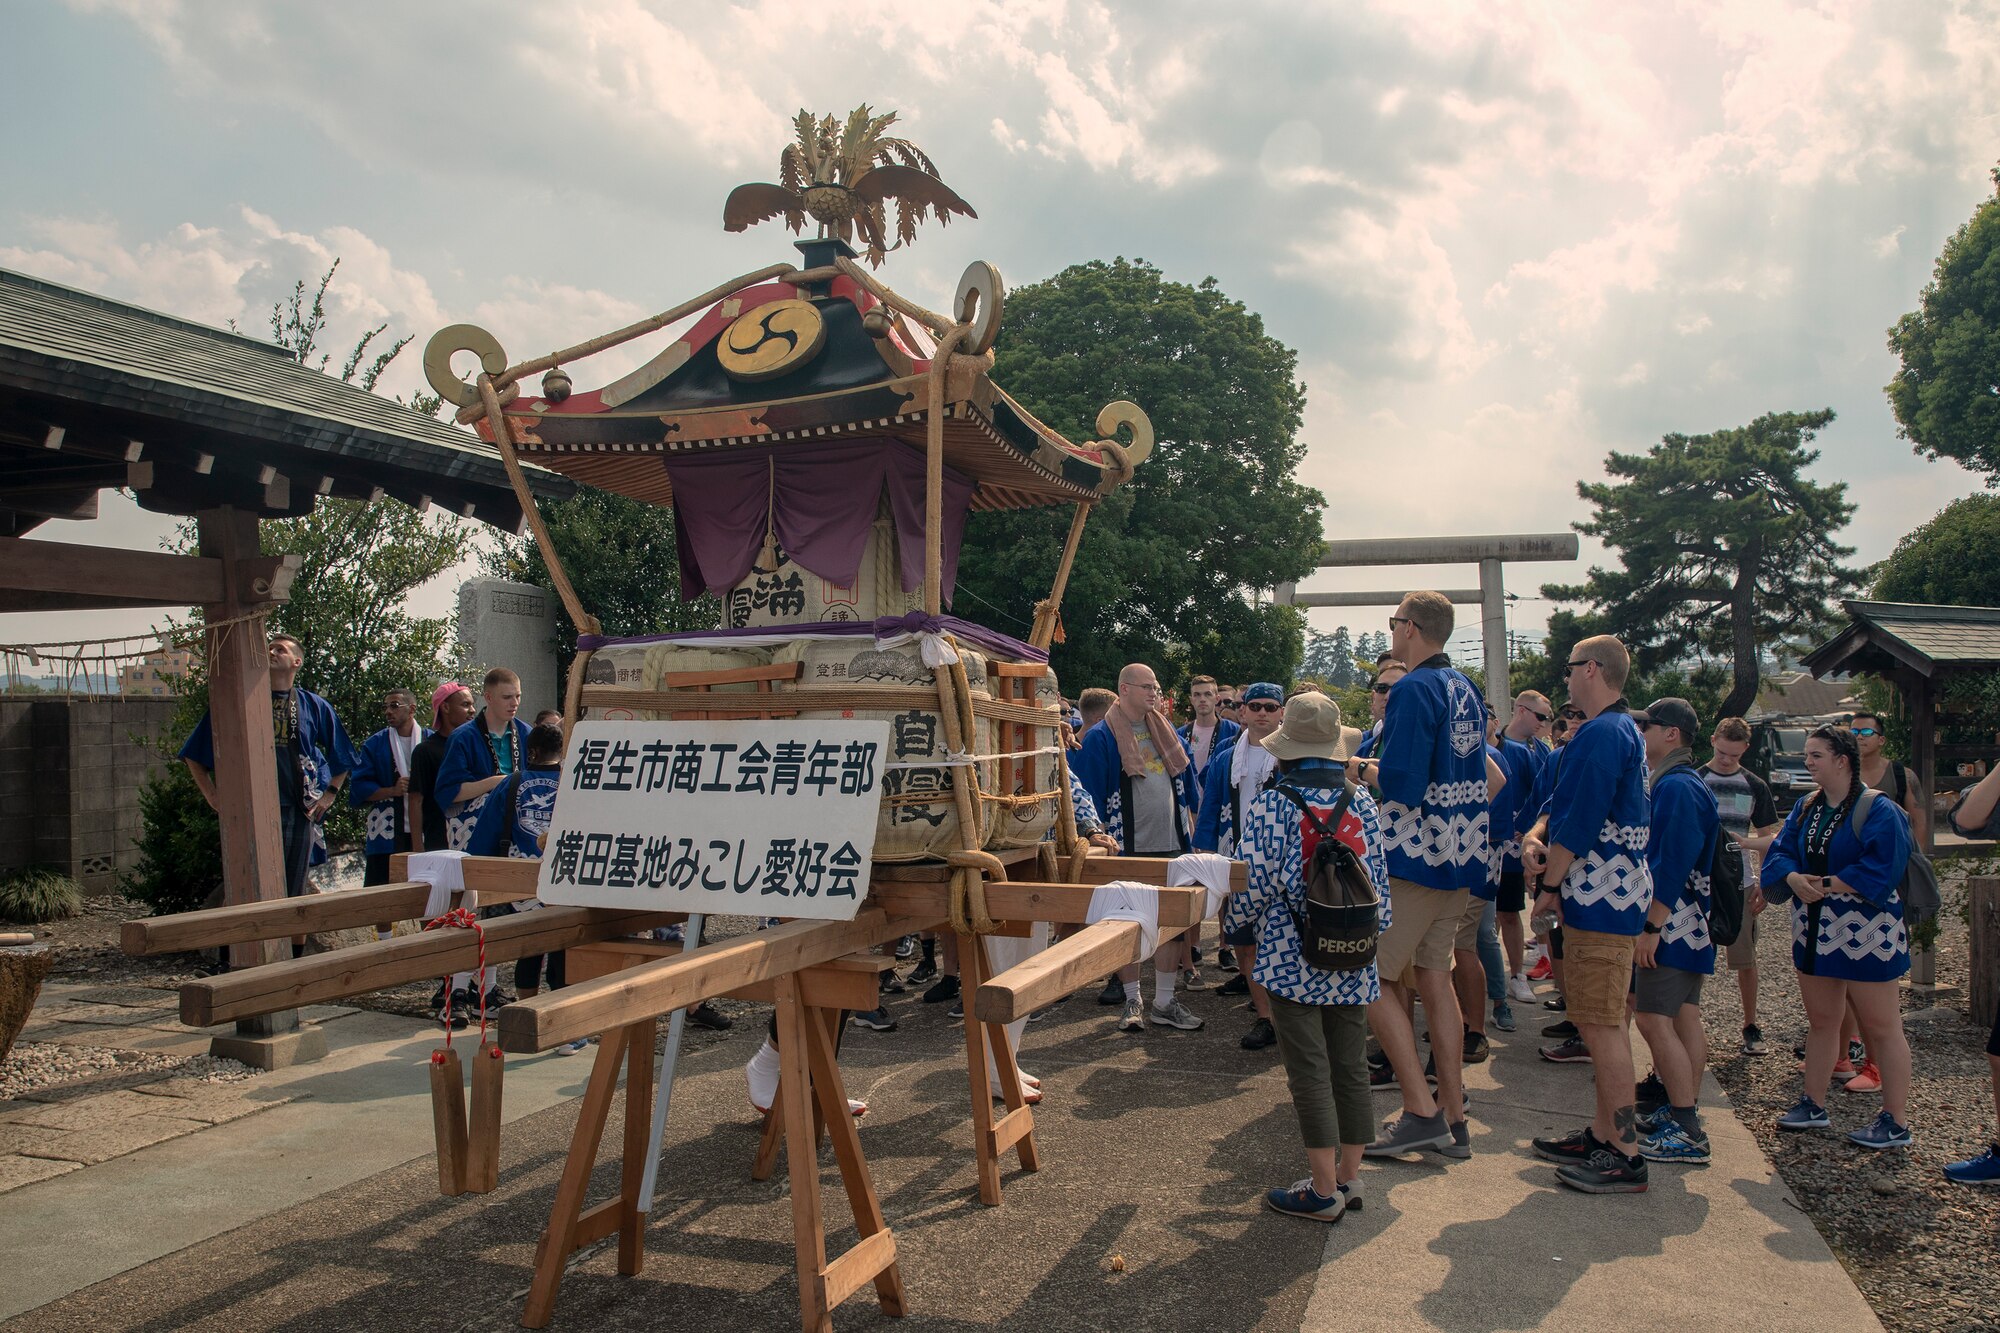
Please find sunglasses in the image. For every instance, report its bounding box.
[1563,659,1594,678]
[1387,616,1414,632]
[1520,706,1550,722]
[1218,699,1239,709]
[1243,701,1281,714]
[1634,719,1654,731]
[1850,726,1879,737]
[1559,707,1585,721]
[1371,682,1393,695]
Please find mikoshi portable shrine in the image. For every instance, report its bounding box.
[124,107,1225,1332]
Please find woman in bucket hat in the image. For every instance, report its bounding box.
[1222,692,1392,1221]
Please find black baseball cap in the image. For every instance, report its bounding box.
[1634,697,1699,739]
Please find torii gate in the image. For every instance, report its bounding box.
[1276,532,1581,713]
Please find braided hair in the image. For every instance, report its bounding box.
[1807,723,1862,789]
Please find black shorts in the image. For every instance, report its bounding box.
[1223,921,1256,947]
[1497,869,1527,913]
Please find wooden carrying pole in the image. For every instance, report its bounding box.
[479,374,598,637]
[1030,501,1091,651]
[456,263,798,423]
[923,325,971,616]
[121,880,527,956]
[177,905,672,1027]
[497,909,930,1053]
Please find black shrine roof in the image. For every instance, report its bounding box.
[0,267,573,537]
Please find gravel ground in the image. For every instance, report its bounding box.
[1700,862,2000,1333]
[0,1044,257,1101]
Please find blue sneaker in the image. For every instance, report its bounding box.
[1640,1120,1712,1164]
[1943,1144,2000,1184]
[1265,1177,1349,1222]
[1493,1002,1516,1033]
[1777,1096,1830,1131]
[1847,1111,1912,1150]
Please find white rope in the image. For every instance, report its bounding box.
[883,745,1062,771]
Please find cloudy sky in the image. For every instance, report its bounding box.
[5,0,1998,662]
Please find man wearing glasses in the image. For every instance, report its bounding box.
[1851,711,1929,846]
[1353,593,1489,1161]
[1072,663,1201,1032]
[1350,660,1408,762]
[1521,635,1655,1193]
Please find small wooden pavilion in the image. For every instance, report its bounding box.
[1801,598,2000,856]
[0,266,574,1058]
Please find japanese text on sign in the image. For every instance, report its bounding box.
[536,720,889,921]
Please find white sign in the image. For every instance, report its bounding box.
[536,719,890,921]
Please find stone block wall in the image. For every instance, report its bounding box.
[0,698,179,893]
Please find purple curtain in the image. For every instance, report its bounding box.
[576,612,1046,664]
[666,441,974,602]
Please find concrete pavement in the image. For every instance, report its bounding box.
[2,978,1879,1332]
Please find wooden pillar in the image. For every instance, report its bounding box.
[196,508,293,1030]
[1910,670,1937,857]
[1971,877,1999,1032]
[1907,669,1938,987]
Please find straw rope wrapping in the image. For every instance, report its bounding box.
[1,608,274,699]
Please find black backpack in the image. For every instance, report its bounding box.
[1668,764,1744,947]
[1272,782,1383,971]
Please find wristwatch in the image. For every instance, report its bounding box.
[1642,922,1663,935]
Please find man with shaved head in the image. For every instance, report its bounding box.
[1073,662,1201,1032]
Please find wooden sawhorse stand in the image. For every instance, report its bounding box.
[523,943,906,1331]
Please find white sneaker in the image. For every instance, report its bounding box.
[1507,974,1536,1003]
[1149,1000,1205,1031]
[1119,997,1145,1032]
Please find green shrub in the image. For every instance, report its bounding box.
[0,866,84,923]
[119,763,223,917]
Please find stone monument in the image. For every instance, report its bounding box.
[456,578,560,718]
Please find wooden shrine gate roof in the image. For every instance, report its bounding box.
[0,267,574,538]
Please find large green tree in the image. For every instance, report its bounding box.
[1887,167,2000,479]
[957,258,1325,693]
[1873,493,2000,607]
[1545,409,1863,720]
[482,488,720,686]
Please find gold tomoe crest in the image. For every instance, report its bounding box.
[717,299,827,382]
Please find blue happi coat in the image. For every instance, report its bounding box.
[1177,715,1240,811]
[1546,702,1653,935]
[435,711,535,851]
[1647,764,1720,974]
[466,765,563,860]
[1761,789,1913,983]
[348,725,430,855]
[1374,656,1490,892]
[180,687,357,865]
